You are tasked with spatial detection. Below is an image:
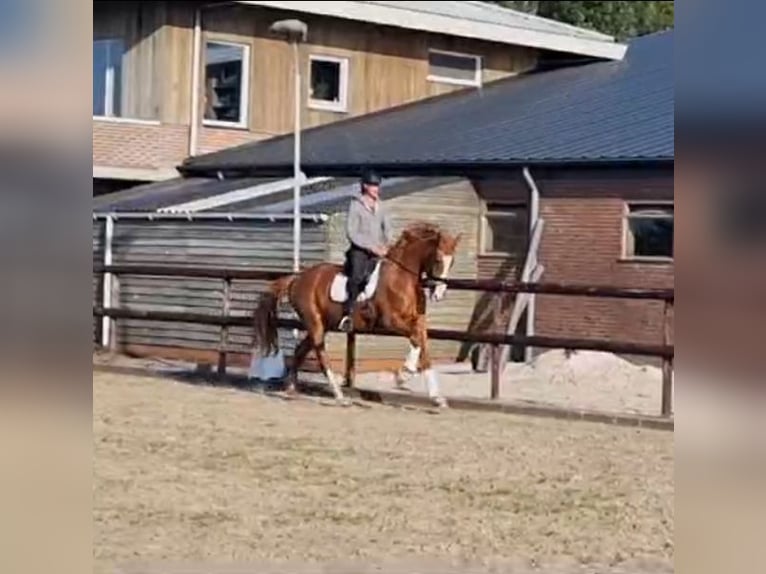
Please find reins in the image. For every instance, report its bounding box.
[380,229,441,281]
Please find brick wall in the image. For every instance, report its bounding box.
[92,121,280,171]
[197,127,275,156]
[533,168,674,347]
[93,120,189,170]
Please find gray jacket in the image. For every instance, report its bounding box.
[346,196,393,252]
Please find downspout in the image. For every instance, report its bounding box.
[188,6,203,157]
[522,166,540,362]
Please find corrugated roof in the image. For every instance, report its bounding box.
[180,30,673,178]
[92,177,277,212]
[93,175,356,214]
[237,1,624,59]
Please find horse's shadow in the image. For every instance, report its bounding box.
[99,361,337,400]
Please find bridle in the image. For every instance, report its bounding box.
[380,230,445,287]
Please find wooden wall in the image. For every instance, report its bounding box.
[201,3,537,135]
[95,1,537,133]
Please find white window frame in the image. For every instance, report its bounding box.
[308,54,349,113]
[427,48,483,88]
[93,38,123,119]
[621,200,674,262]
[202,40,251,129]
[480,201,528,256]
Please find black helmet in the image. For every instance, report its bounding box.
[360,168,382,186]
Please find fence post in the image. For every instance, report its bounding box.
[217,277,232,378]
[661,299,673,417]
[490,344,501,400]
[345,332,356,387]
[108,273,120,353]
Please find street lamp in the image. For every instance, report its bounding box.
[269,19,308,273]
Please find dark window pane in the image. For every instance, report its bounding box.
[428,51,478,82]
[111,42,122,117]
[93,42,107,116]
[204,42,245,123]
[629,217,674,258]
[93,39,123,117]
[310,59,341,102]
[484,206,528,254]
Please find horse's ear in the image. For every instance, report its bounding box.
[454,232,463,244]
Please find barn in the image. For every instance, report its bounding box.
[94,30,673,371]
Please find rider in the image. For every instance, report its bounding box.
[338,169,393,332]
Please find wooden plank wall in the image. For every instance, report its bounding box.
[121,2,537,136]
[94,1,163,121]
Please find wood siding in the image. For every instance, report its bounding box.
[94,1,539,170]
[323,178,482,365]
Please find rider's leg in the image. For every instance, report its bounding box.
[340,247,369,329]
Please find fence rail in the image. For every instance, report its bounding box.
[93,264,674,417]
[93,264,674,301]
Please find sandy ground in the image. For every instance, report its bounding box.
[94,371,673,574]
[354,350,670,417]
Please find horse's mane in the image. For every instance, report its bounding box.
[392,221,441,248]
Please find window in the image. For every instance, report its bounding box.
[427,49,482,87]
[93,39,124,117]
[623,203,674,260]
[204,41,249,127]
[482,203,528,255]
[309,55,349,112]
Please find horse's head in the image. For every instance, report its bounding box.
[395,222,462,302]
[429,229,462,301]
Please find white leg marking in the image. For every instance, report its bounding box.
[404,344,421,373]
[325,369,346,402]
[424,368,440,398]
[424,368,448,408]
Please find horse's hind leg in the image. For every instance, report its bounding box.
[286,335,313,395]
[307,322,349,405]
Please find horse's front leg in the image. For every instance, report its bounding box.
[413,319,448,408]
[395,333,421,390]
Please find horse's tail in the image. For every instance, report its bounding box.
[252,274,295,356]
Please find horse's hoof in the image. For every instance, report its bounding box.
[432,396,449,409]
[336,397,353,407]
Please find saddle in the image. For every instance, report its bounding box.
[329,258,383,304]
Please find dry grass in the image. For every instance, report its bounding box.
[93,372,673,573]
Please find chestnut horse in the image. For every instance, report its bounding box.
[251,222,462,407]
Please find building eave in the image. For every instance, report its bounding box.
[237,0,627,61]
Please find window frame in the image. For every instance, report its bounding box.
[308,54,350,113]
[427,48,483,88]
[621,200,674,262]
[480,201,529,256]
[93,38,124,119]
[202,39,251,129]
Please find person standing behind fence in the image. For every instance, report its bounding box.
[338,169,393,332]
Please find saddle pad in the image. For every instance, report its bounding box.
[330,259,383,303]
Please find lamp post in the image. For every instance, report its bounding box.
[269,19,308,273]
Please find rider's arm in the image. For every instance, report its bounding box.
[346,200,376,252]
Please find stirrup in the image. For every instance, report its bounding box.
[338,315,352,332]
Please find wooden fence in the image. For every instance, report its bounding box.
[93,264,674,417]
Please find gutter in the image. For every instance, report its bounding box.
[178,157,675,179]
[91,212,329,222]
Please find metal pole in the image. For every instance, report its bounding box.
[292,40,301,273]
